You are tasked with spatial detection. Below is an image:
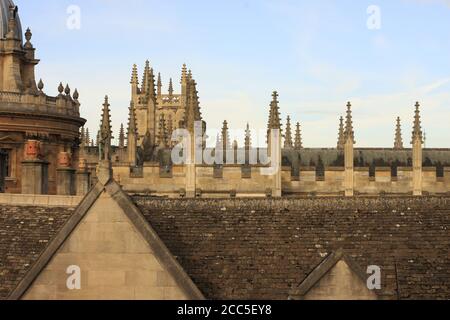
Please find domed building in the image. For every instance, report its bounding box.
[0,0,85,194]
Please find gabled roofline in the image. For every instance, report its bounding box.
[8,180,205,300]
[105,181,205,300]
[288,248,380,300]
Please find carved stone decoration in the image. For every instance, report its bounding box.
[24,140,41,160]
[57,151,71,168]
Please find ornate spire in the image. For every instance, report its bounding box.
[148,67,156,98]
[181,63,187,84]
[294,122,303,150]
[222,120,231,150]
[394,117,404,149]
[127,103,138,166]
[168,78,174,97]
[130,64,139,85]
[337,116,345,149]
[119,123,125,148]
[157,72,162,97]
[344,102,355,144]
[284,116,293,148]
[99,95,113,161]
[267,91,282,130]
[127,103,137,136]
[157,114,168,148]
[141,60,150,94]
[412,102,423,144]
[184,78,202,132]
[245,123,252,150]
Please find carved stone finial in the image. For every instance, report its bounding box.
[73,88,79,100]
[37,79,44,91]
[58,82,64,94]
[394,117,404,149]
[64,84,71,95]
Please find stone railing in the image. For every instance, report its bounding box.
[0,91,80,117]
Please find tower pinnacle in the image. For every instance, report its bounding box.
[394,117,404,149]
[412,102,423,144]
[344,102,355,144]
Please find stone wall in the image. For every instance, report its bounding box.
[110,163,450,197]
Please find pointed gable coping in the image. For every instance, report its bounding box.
[8,180,204,300]
[289,249,379,300]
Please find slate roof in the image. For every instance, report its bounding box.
[0,204,75,299]
[0,194,449,300]
[133,196,450,300]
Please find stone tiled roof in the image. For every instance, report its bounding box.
[133,196,450,300]
[0,204,75,299]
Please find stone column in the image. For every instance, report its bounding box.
[76,158,91,196]
[185,127,198,198]
[21,140,49,195]
[56,152,75,196]
[412,102,423,196]
[344,137,354,197]
[271,129,282,198]
[412,137,423,196]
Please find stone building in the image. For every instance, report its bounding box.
[0,2,449,301]
[0,0,85,195]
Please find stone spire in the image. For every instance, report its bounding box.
[284,116,293,148]
[181,64,188,84]
[184,78,202,132]
[99,95,113,161]
[394,117,404,150]
[157,114,168,148]
[411,102,423,144]
[130,64,139,95]
[157,72,162,98]
[221,120,231,151]
[337,116,345,150]
[168,78,174,97]
[267,91,282,130]
[294,122,303,150]
[411,102,423,196]
[181,64,188,96]
[141,60,150,94]
[119,123,125,149]
[127,103,138,166]
[267,91,282,152]
[245,123,252,149]
[127,103,137,136]
[131,64,139,84]
[344,102,355,144]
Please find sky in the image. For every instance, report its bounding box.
[15,0,450,147]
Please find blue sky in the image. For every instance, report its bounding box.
[16,0,450,147]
